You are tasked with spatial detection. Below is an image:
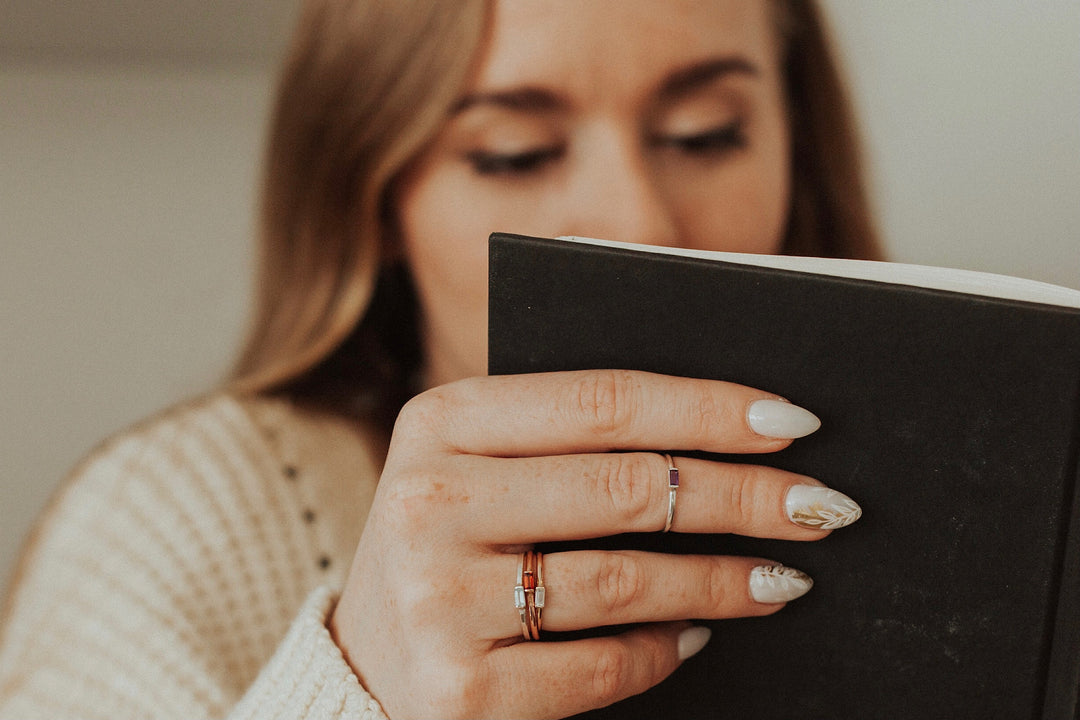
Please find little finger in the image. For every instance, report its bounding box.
[484,621,705,719]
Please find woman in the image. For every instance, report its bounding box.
[0,1,881,718]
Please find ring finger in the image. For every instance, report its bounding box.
[481,549,814,640]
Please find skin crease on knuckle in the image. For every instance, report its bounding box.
[688,382,736,447]
[722,463,755,534]
[340,0,809,716]
[597,551,646,616]
[595,452,658,529]
[588,631,674,711]
[376,466,461,542]
[590,644,635,710]
[567,369,644,445]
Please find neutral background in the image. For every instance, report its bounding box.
[2,1,1078,596]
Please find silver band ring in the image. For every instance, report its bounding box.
[663,453,679,532]
[514,553,529,639]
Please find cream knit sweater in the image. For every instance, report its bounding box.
[0,393,390,719]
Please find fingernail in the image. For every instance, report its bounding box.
[677,625,712,661]
[785,485,862,530]
[747,399,821,439]
[749,565,814,603]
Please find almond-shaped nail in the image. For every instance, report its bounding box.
[747,399,821,439]
[677,626,712,661]
[749,565,813,604]
[785,485,862,530]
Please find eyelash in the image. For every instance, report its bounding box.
[466,147,565,176]
[652,121,748,155]
[465,121,747,177]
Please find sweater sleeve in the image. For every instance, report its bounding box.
[0,395,388,720]
[229,587,387,720]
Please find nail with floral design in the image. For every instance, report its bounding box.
[749,565,814,603]
[785,485,862,530]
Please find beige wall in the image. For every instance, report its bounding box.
[2,2,1078,595]
[1,64,268,590]
[828,3,1080,288]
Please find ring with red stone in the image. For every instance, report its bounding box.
[526,552,545,640]
[662,454,679,533]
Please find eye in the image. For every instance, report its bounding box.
[652,121,747,156]
[465,146,565,176]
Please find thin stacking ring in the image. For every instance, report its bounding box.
[514,551,546,640]
[527,552,545,640]
[514,553,530,639]
[663,454,679,533]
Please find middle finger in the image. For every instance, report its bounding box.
[458,453,858,543]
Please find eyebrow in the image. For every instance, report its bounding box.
[452,56,759,116]
[657,57,759,101]
[453,87,564,115]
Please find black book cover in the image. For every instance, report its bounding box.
[487,233,1080,719]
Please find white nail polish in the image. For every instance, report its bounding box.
[747,399,821,439]
[749,565,813,604]
[785,485,862,530]
[677,626,712,661]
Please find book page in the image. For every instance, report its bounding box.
[558,236,1080,310]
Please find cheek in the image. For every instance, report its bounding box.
[397,164,489,303]
[712,167,788,254]
[396,161,496,382]
[676,138,790,255]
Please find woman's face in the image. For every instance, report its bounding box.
[398,0,791,387]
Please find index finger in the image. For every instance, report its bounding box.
[398,369,820,457]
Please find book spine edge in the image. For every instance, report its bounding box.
[1042,374,1080,719]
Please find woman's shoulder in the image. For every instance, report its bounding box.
[3,391,384,625]
[1,393,388,716]
[53,390,383,510]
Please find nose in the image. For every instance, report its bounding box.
[557,129,680,248]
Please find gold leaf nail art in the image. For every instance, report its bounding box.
[749,565,814,603]
[786,486,863,530]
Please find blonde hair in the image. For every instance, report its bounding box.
[232,0,882,423]
[231,0,489,417]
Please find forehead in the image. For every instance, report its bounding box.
[476,0,781,100]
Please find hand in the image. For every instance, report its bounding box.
[329,370,856,719]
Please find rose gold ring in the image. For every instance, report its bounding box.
[514,551,546,641]
[527,552,545,640]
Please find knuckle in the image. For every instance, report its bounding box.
[591,645,632,707]
[396,575,442,626]
[393,378,482,447]
[596,453,657,527]
[394,387,451,439]
[378,468,452,535]
[597,552,644,615]
[706,559,732,609]
[690,389,729,442]
[415,662,489,719]
[724,473,749,532]
[724,465,765,533]
[570,370,640,440]
[639,631,677,688]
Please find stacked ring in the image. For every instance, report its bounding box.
[529,552,545,640]
[514,550,546,640]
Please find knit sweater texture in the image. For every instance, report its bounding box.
[0,393,390,719]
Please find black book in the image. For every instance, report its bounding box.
[487,232,1080,720]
